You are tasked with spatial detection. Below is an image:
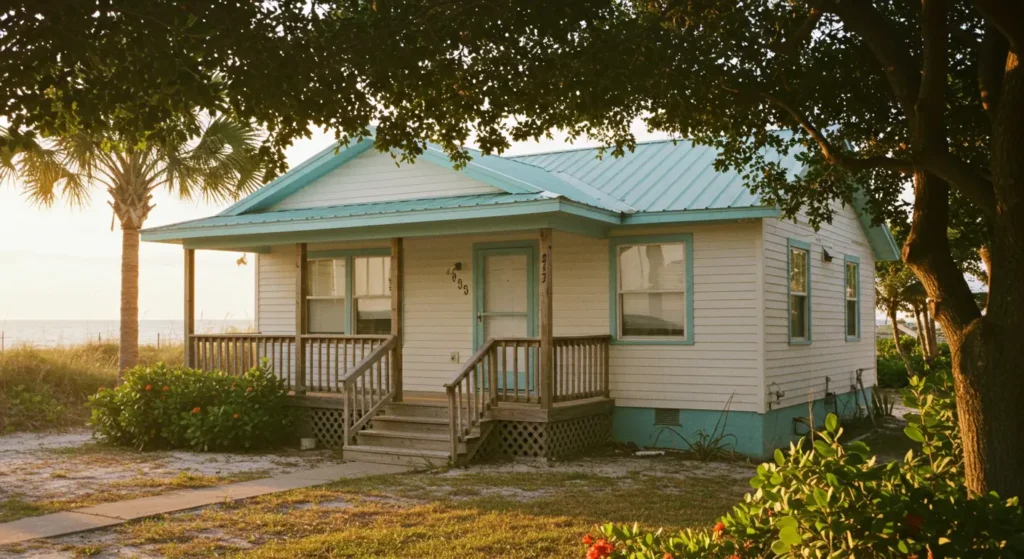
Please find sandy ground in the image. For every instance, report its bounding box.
[1,452,758,559]
[0,429,345,503]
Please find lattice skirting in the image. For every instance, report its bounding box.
[290,404,360,449]
[476,414,611,461]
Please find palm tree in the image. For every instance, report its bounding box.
[1,116,266,376]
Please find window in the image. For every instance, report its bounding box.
[845,256,860,340]
[788,240,811,343]
[306,251,391,334]
[308,258,347,333]
[611,234,693,343]
[354,256,391,335]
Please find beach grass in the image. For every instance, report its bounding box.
[0,342,183,432]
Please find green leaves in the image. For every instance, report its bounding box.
[590,370,1023,559]
[88,362,293,451]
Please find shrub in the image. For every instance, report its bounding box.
[89,361,294,451]
[876,337,952,388]
[0,342,182,432]
[585,371,1024,558]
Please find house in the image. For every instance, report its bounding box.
[141,134,898,466]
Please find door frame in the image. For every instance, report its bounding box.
[471,240,539,350]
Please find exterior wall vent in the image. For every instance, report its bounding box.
[654,408,681,427]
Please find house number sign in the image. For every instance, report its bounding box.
[446,266,470,295]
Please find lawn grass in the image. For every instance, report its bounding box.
[97,462,752,559]
[0,342,183,432]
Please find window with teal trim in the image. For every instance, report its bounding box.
[789,245,810,341]
[845,259,859,339]
[616,241,688,340]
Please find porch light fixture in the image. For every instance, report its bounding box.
[822,248,834,263]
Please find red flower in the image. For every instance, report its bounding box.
[903,513,924,535]
[162,385,169,392]
[727,555,741,559]
[233,413,240,419]
[582,535,594,546]
[191,407,201,414]
[98,387,105,392]
[246,387,253,393]
[586,539,614,559]
[145,384,152,391]
[713,521,727,539]
[663,553,675,559]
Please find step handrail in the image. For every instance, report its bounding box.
[340,335,398,446]
[444,339,498,459]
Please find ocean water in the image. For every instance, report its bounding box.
[0,320,254,348]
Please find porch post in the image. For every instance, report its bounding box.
[295,243,308,394]
[539,228,554,409]
[391,237,404,402]
[183,248,195,368]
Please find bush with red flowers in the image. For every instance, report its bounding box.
[89,361,293,451]
[584,371,1024,558]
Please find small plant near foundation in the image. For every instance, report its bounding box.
[88,361,293,451]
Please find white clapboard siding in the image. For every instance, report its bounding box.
[254,225,765,411]
[762,202,877,410]
[270,150,502,210]
[608,222,763,412]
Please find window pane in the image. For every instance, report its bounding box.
[790,249,807,293]
[356,298,391,335]
[619,243,686,291]
[308,259,345,297]
[846,263,857,299]
[309,299,346,333]
[621,292,686,337]
[790,294,807,339]
[847,300,858,336]
[355,256,391,297]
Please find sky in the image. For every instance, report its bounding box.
[0,124,671,322]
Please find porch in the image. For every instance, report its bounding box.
[181,230,614,465]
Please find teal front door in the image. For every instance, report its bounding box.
[473,243,537,390]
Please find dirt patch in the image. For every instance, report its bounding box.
[0,429,345,521]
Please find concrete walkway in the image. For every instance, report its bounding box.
[0,462,410,546]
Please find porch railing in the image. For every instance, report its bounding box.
[188,333,391,393]
[189,334,296,385]
[302,334,390,393]
[553,335,611,402]
[340,335,399,446]
[444,334,611,457]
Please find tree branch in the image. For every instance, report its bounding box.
[759,91,914,173]
[978,24,1009,117]
[770,8,824,57]
[913,150,996,216]
[811,0,922,121]
[973,0,1024,54]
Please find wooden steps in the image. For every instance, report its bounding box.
[342,399,488,467]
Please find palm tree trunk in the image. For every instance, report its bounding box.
[119,224,140,378]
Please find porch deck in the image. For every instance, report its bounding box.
[186,331,613,464]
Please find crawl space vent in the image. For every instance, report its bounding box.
[654,408,681,427]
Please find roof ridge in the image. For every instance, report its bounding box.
[505,137,689,159]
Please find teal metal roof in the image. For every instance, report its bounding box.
[146,193,557,237]
[142,135,898,260]
[509,139,800,213]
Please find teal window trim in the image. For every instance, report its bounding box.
[844,254,861,341]
[471,240,539,351]
[307,247,393,334]
[608,233,695,346]
[787,238,812,345]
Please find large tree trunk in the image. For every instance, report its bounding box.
[889,307,916,378]
[118,224,140,378]
[952,51,1024,499]
[906,52,1024,499]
